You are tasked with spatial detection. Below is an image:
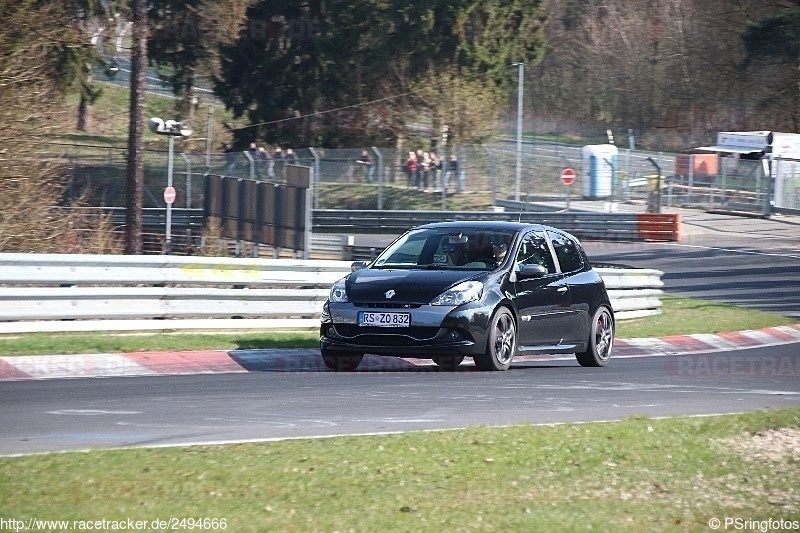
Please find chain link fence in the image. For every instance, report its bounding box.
[774,158,800,214]
[47,140,800,216]
[663,155,769,215]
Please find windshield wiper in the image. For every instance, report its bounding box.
[371,264,415,270]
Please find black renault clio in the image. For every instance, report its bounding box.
[320,221,614,371]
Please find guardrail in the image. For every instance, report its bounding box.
[313,209,682,242]
[0,253,663,334]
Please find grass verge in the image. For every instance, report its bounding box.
[0,331,319,357]
[0,296,794,357]
[615,295,796,339]
[1,409,798,531]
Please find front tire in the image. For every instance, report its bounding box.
[473,307,516,371]
[575,306,614,367]
[321,349,364,371]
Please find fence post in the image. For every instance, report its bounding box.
[372,147,383,211]
[457,145,465,193]
[524,152,534,202]
[246,150,258,181]
[481,145,496,206]
[624,148,632,203]
[309,147,320,210]
[304,166,313,259]
[762,157,771,217]
[180,153,192,209]
[721,156,728,207]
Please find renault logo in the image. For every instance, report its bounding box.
[385,290,396,299]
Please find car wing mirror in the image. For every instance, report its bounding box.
[518,264,547,279]
[350,260,368,272]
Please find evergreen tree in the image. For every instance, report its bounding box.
[213,0,545,147]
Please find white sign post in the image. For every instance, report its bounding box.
[561,168,576,210]
[148,117,192,254]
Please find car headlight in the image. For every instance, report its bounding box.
[431,281,483,306]
[329,276,349,303]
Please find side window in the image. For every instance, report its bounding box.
[515,231,556,274]
[548,231,584,273]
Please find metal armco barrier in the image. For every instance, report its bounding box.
[313,210,682,242]
[0,253,663,333]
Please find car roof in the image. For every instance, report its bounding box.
[416,220,552,232]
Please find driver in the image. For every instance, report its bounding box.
[491,242,509,264]
[443,242,468,266]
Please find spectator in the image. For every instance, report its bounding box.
[285,148,299,165]
[405,151,418,188]
[258,147,272,179]
[223,144,237,176]
[356,150,374,183]
[274,147,285,178]
[445,154,459,192]
[415,149,425,189]
[429,151,441,191]
[420,152,432,190]
[248,142,261,178]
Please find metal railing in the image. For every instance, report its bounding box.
[773,158,800,214]
[46,139,800,217]
[0,253,663,334]
[67,206,681,257]
[45,141,677,214]
[313,209,682,242]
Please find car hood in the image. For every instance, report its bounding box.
[346,268,480,305]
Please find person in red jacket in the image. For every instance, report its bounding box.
[405,151,418,188]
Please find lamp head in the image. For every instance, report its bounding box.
[148,117,165,134]
[149,117,192,137]
[177,121,193,137]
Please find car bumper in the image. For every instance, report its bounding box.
[320,301,492,357]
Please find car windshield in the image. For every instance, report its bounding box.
[372,228,516,270]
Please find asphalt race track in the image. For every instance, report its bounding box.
[0,210,798,456]
[1,346,799,455]
[585,211,800,319]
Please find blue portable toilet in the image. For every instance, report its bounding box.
[581,144,618,199]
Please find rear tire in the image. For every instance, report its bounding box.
[473,307,516,371]
[575,306,614,367]
[321,349,364,371]
[432,355,465,371]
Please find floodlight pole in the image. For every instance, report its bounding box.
[150,117,192,254]
[515,62,524,203]
[166,134,174,252]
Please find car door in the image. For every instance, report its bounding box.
[510,230,573,349]
[546,230,591,345]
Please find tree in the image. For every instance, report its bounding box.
[125,0,147,255]
[411,69,507,146]
[742,2,800,131]
[525,0,798,149]
[0,0,120,253]
[213,0,545,148]
[147,0,250,123]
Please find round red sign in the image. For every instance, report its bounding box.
[164,186,177,204]
[560,168,576,186]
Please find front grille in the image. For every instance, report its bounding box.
[355,303,422,309]
[334,324,440,340]
[354,335,431,347]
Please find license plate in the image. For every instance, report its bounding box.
[358,311,410,327]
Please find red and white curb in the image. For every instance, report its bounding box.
[613,325,800,357]
[1,325,798,382]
